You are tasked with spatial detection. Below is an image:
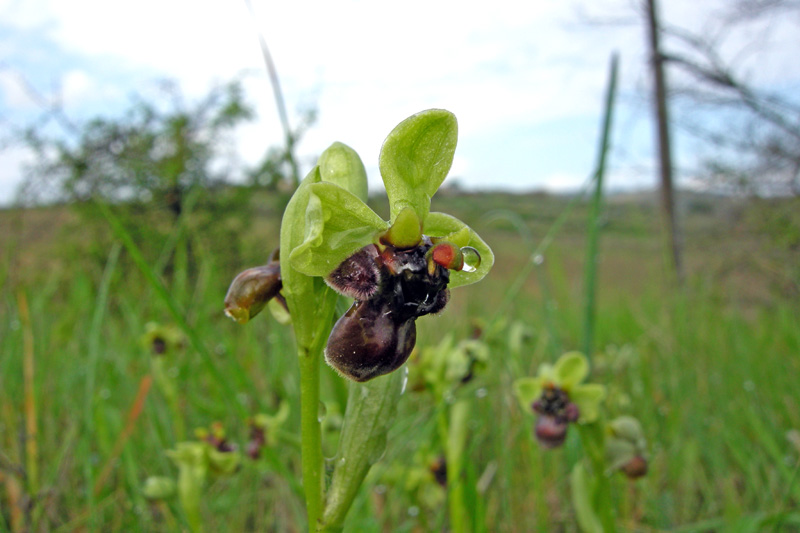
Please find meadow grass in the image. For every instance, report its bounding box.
[1,189,799,531]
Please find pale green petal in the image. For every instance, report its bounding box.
[424,212,493,288]
[554,351,589,390]
[571,383,607,424]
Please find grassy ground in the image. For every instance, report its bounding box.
[1,190,799,531]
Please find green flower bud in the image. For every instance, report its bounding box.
[142,476,176,500]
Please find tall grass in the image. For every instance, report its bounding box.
[1,183,799,530]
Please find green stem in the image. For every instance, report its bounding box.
[446,400,470,533]
[299,343,324,530]
[296,289,338,531]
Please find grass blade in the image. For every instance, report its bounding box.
[582,53,619,360]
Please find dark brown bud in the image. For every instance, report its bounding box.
[430,456,448,488]
[325,299,417,382]
[621,455,648,479]
[535,415,569,449]
[224,263,282,324]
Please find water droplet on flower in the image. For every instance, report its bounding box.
[318,401,327,422]
[461,246,481,273]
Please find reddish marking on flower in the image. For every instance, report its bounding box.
[433,245,457,270]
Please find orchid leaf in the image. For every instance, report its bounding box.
[379,109,457,222]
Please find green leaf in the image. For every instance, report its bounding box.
[424,212,493,288]
[571,384,606,424]
[513,377,541,413]
[289,181,388,277]
[321,370,404,529]
[318,141,369,203]
[379,109,457,222]
[554,351,589,390]
[570,462,604,533]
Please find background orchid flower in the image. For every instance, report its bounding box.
[514,351,607,448]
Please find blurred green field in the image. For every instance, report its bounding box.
[1,190,799,531]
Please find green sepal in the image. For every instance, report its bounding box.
[571,384,606,424]
[289,181,388,278]
[318,141,369,203]
[379,109,457,222]
[513,377,541,413]
[280,167,337,348]
[424,212,493,288]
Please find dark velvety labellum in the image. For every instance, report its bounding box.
[535,415,568,449]
[324,238,454,382]
[325,300,417,382]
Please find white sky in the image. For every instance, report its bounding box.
[1,0,798,204]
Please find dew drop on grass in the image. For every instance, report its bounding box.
[400,366,409,395]
[533,254,544,265]
[461,246,481,273]
[476,387,488,399]
[407,506,420,517]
